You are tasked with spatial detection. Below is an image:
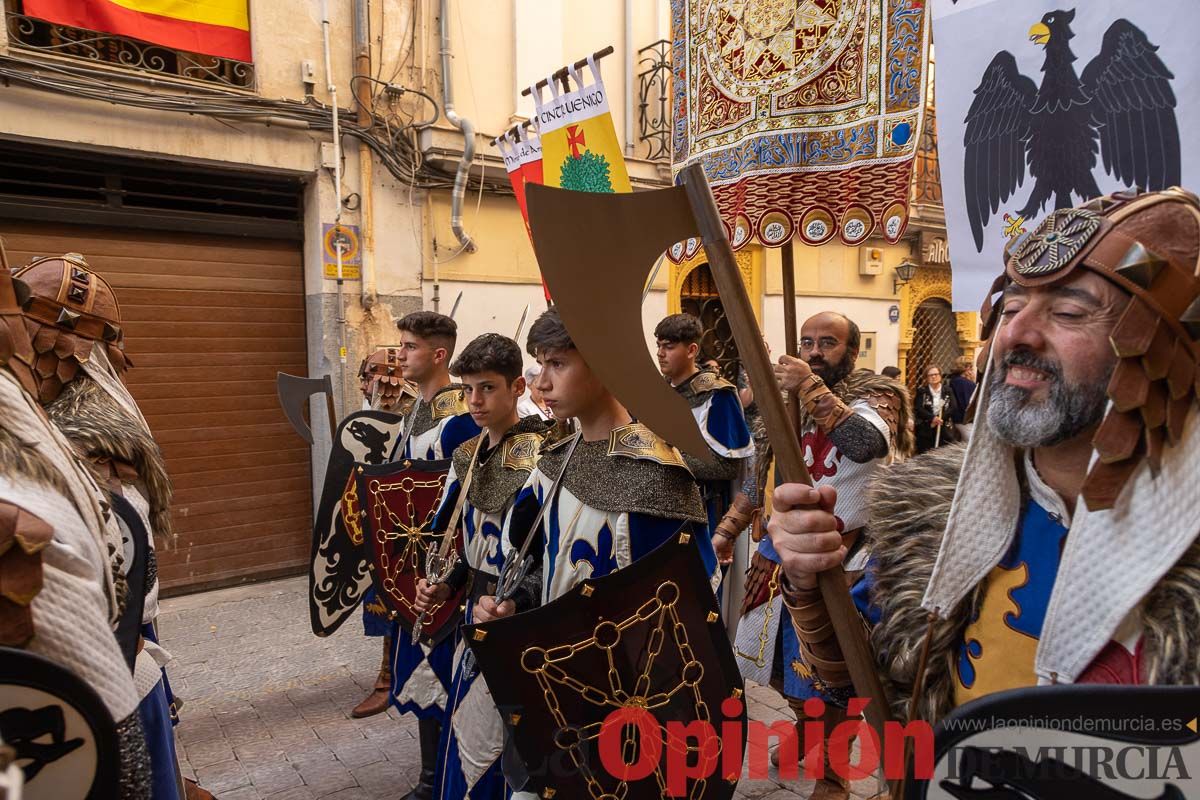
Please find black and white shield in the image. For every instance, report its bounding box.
[0,648,119,799]
[308,409,406,636]
[110,492,148,672]
[909,685,1199,799]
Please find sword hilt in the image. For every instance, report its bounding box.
[496,551,532,603]
[413,544,459,641]
[463,553,531,678]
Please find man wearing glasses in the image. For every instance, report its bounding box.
[732,311,912,799]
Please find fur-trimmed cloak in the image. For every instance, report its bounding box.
[865,444,1200,724]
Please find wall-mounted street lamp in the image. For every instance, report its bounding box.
[893,259,918,293]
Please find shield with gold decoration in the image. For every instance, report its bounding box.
[309,409,406,637]
[465,531,746,799]
[358,457,464,642]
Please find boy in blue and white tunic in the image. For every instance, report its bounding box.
[413,333,554,800]
[476,307,714,633]
[380,311,480,800]
[654,313,753,560]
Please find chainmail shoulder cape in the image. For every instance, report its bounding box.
[535,429,707,524]
[451,416,555,514]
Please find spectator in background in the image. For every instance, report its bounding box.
[914,364,957,452]
[947,355,977,424]
[516,365,550,419]
[880,365,901,379]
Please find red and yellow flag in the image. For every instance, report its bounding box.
[24,0,252,62]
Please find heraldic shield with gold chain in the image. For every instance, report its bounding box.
[465,531,746,800]
[358,456,465,645]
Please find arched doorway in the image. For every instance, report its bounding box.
[907,298,962,392]
[680,264,739,381]
[896,264,979,385]
[667,245,761,382]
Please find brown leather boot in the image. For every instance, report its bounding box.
[351,635,392,718]
[808,703,858,800]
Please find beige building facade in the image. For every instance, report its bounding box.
[0,0,973,590]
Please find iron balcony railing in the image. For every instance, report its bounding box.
[3,0,255,90]
[636,39,671,162]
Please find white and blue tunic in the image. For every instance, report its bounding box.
[386,385,481,720]
[502,423,716,607]
[431,418,549,800]
[673,370,753,535]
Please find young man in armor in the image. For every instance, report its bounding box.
[412,333,555,800]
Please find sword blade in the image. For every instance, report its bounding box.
[642,253,666,304]
[513,304,530,342]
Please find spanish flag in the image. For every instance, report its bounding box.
[24,0,252,62]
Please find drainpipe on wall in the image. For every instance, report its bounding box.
[320,0,348,388]
[353,0,378,310]
[624,0,634,156]
[438,0,476,260]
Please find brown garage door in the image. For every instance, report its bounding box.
[0,222,311,593]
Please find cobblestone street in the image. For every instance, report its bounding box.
[159,576,884,800]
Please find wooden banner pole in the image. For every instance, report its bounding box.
[520,46,616,97]
[679,163,896,758]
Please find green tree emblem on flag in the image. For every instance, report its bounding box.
[559,150,614,193]
[559,124,615,193]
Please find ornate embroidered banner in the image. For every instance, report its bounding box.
[669,0,930,256]
[931,0,1192,309]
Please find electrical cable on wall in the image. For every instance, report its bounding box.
[0,53,512,197]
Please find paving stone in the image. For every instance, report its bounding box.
[263,787,318,800]
[194,758,251,794]
[233,738,288,764]
[332,739,386,770]
[319,789,372,800]
[297,762,356,796]
[249,762,305,795]
[186,737,236,769]
[215,787,262,800]
[160,575,808,800]
[349,759,413,798]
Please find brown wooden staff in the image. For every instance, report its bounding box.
[678,163,896,743]
[522,168,895,769]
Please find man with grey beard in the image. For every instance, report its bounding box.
[985,346,1113,448]
[766,189,1200,751]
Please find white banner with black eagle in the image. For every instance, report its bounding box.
[932,0,1196,309]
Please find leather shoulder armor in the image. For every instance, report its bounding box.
[501,432,542,472]
[0,501,54,647]
[430,386,469,421]
[689,371,735,394]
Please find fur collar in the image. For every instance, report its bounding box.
[45,375,173,542]
[864,444,1200,724]
[797,370,914,455]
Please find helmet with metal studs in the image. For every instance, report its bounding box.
[979,187,1200,510]
[13,253,129,404]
